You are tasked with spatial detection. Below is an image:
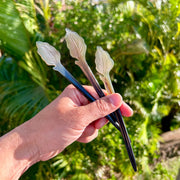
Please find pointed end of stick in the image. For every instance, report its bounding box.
[132,160,137,172]
[128,145,137,172]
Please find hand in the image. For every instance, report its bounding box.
[29,85,133,161]
[0,85,133,179]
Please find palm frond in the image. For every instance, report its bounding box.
[0,48,51,129]
[0,81,49,128]
[20,49,49,89]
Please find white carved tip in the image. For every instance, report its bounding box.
[65,28,80,37]
[64,28,87,61]
[36,41,61,67]
[95,46,114,75]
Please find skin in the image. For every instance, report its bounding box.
[0,85,133,179]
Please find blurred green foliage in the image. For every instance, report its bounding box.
[0,0,180,179]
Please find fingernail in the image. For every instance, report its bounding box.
[109,93,122,107]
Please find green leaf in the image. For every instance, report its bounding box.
[0,81,49,125]
[0,0,31,57]
[15,0,38,34]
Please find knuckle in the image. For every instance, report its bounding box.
[66,84,74,91]
[68,84,74,88]
[63,84,74,94]
[96,99,109,117]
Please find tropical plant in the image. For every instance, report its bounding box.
[0,0,180,179]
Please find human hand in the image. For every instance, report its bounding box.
[0,85,133,179]
[28,85,133,161]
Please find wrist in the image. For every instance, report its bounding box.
[14,122,40,166]
[0,121,40,179]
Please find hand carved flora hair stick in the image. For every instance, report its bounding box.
[64,29,137,171]
[95,46,137,171]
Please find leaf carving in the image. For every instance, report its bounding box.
[36,41,61,67]
[95,46,115,93]
[95,46,114,76]
[65,28,87,62]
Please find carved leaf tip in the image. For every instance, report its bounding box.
[65,29,87,61]
[36,41,61,66]
[95,46,114,76]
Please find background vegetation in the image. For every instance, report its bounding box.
[0,0,180,179]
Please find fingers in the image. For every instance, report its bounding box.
[63,85,133,118]
[75,93,123,127]
[93,103,133,129]
[63,85,109,106]
[77,129,98,143]
[120,102,133,117]
[75,94,133,144]
[79,124,97,137]
[94,118,109,129]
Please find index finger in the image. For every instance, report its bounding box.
[120,102,133,117]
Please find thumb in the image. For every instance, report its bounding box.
[76,93,123,126]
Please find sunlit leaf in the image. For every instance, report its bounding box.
[0,0,31,57]
[15,0,38,34]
